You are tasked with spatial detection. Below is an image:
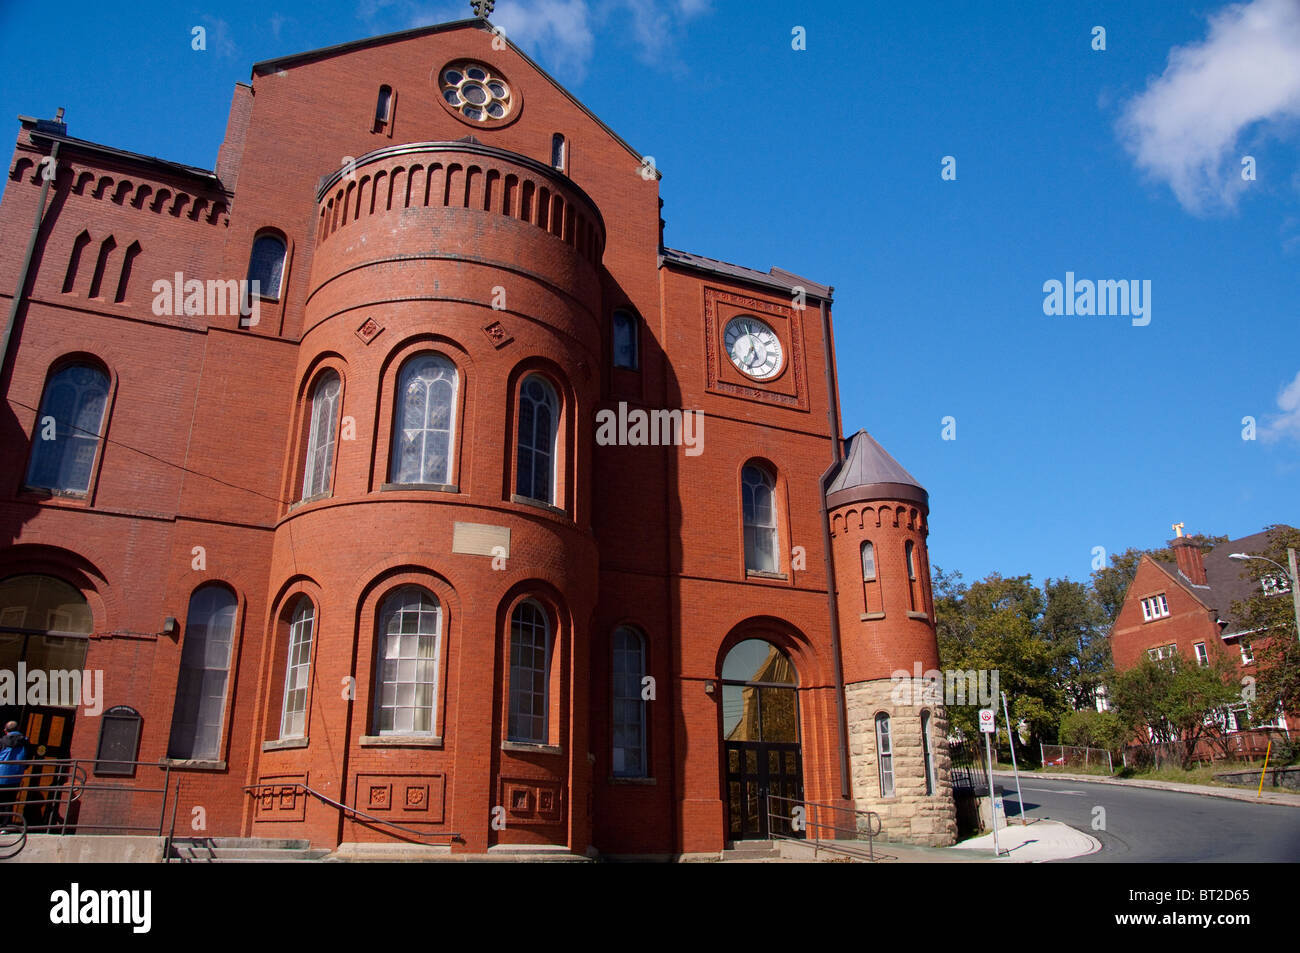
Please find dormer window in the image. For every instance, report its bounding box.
[1261,573,1291,596]
[1140,593,1170,622]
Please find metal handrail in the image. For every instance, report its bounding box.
[766,793,883,861]
[0,812,27,860]
[0,759,175,837]
[244,781,461,846]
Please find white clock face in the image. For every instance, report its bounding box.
[724,316,784,380]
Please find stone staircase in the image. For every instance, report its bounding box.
[719,839,780,862]
[168,837,334,863]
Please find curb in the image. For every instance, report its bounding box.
[992,770,1300,808]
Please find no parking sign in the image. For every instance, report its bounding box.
[979,708,996,733]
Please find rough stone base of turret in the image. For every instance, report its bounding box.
[845,677,958,847]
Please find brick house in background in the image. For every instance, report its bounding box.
[0,16,957,855]
[1110,527,1296,735]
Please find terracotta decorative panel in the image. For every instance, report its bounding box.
[253,773,307,822]
[500,777,564,826]
[353,773,446,824]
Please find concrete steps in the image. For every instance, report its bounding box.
[720,839,780,862]
[168,837,333,863]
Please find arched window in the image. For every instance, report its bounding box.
[167,585,238,761]
[302,371,341,499]
[0,575,92,687]
[612,310,638,370]
[375,85,393,126]
[374,588,441,735]
[861,539,877,612]
[279,597,315,739]
[612,626,646,777]
[508,600,550,743]
[921,710,935,796]
[247,233,286,300]
[875,712,894,797]
[25,363,110,495]
[551,133,566,171]
[391,353,457,485]
[742,464,778,573]
[905,540,919,610]
[516,375,559,504]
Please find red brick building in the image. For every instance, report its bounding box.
[1110,527,1296,734]
[0,17,955,856]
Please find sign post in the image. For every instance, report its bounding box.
[1001,690,1026,826]
[979,708,1002,857]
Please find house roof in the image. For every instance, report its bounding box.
[1147,528,1295,637]
[659,247,833,301]
[825,429,927,510]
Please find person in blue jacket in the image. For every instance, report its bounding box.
[0,723,29,819]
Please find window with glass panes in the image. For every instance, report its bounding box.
[374,588,441,734]
[612,626,646,777]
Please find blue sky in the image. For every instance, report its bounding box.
[2,0,1298,587]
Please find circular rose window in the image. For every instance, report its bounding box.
[439,61,513,123]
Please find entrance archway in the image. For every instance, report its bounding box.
[720,639,803,840]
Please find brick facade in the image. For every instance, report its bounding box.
[0,18,954,855]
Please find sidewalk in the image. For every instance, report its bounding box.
[949,819,1100,862]
[745,819,1099,863]
[992,770,1300,808]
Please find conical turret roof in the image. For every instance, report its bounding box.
[825,429,928,510]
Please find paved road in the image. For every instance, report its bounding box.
[994,773,1300,862]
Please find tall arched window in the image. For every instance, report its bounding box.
[302,371,341,499]
[905,540,919,610]
[508,600,550,743]
[551,133,566,171]
[167,585,238,761]
[861,540,877,612]
[612,310,638,369]
[391,354,457,486]
[921,710,935,796]
[375,85,393,125]
[516,375,559,504]
[875,712,894,797]
[279,597,315,739]
[612,626,646,777]
[742,464,778,573]
[247,233,286,300]
[25,363,110,495]
[374,587,441,735]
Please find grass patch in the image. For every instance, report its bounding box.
[990,759,1291,793]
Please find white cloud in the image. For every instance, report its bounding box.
[1117,0,1300,215]
[493,0,595,81]
[1262,369,1300,442]
[354,0,708,83]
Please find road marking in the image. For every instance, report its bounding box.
[1022,787,1086,795]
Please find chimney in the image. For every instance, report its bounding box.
[1169,530,1208,586]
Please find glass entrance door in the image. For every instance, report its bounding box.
[720,639,803,841]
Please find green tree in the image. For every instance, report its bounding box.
[1108,652,1240,767]
[1041,577,1110,711]
[1058,708,1127,751]
[934,569,1064,751]
[1228,524,1300,726]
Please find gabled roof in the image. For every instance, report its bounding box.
[825,429,927,510]
[659,247,833,301]
[1137,527,1295,637]
[250,17,652,168]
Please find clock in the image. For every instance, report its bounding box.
[723,316,783,380]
